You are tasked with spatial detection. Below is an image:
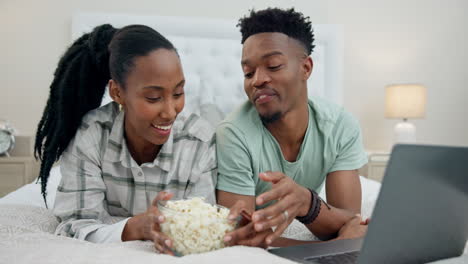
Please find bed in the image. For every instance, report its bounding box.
[0,12,466,264]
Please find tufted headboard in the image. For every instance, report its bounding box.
[72,12,343,118]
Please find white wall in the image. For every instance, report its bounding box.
[1,0,467,151]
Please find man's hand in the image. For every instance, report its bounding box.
[337,214,368,240]
[122,191,175,255]
[251,171,312,245]
[223,200,273,248]
[225,222,273,248]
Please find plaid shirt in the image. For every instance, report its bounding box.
[53,102,217,242]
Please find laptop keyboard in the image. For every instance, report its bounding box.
[305,251,360,264]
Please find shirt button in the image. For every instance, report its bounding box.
[138,172,142,176]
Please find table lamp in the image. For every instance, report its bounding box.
[385,84,426,143]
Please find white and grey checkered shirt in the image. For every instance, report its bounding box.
[53,102,217,241]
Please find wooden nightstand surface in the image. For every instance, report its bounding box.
[0,156,40,197]
[0,136,40,197]
[360,151,390,182]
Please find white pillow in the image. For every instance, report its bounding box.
[198,103,225,128]
[318,176,381,219]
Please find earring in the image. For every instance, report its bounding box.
[118,104,123,111]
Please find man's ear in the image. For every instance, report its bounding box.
[109,80,125,106]
[302,56,313,81]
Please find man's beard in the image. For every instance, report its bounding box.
[260,111,282,124]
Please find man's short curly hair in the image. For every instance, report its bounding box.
[237,7,315,55]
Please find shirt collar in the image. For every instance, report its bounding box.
[150,132,173,172]
[106,109,174,171]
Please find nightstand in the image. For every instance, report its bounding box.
[0,136,40,197]
[360,152,390,182]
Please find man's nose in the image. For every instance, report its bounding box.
[252,69,271,88]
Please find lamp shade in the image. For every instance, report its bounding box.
[385,84,426,119]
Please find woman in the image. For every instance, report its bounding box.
[34,24,216,254]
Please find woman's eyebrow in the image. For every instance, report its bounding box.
[143,80,185,91]
[143,85,164,91]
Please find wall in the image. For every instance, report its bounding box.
[1,0,467,151]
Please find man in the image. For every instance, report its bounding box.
[216,8,368,247]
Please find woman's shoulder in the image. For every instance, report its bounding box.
[70,102,120,152]
[172,112,215,143]
[80,102,120,129]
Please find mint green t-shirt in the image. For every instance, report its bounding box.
[216,98,367,208]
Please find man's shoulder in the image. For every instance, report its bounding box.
[309,97,344,124]
[309,97,359,133]
[218,100,262,135]
[309,97,362,144]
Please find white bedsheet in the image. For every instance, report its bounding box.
[1,169,467,263]
[0,204,296,264]
[0,203,466,264]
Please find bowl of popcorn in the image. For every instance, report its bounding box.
[158,197,238,256]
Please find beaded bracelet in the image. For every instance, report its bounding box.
[296,188,330,225]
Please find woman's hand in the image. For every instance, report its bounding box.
[122,191,175,255]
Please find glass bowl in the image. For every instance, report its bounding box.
[157,197,239,256]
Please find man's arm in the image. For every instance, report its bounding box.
[250,170,364,243]
[302,110,367,239]
[303,169,361,240]
[217,190,255,213]
[326,169,361,214]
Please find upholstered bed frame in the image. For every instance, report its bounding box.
[72,12,344,115]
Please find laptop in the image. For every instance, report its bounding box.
[269,144,468,264]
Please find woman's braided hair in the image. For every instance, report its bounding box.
[34,24,175,207]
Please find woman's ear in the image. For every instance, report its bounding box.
[109,80,125,106]
[302,56,313,81]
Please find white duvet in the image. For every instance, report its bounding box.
[0,172,466,264]
[0,204,297,264]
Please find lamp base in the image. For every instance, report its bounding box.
[394,120,416,143]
